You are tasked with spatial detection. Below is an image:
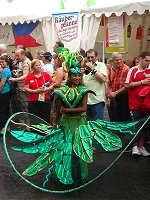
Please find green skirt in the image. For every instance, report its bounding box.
[59,113,88,183]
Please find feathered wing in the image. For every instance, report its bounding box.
[73,121,122,162]
[73,119,143,161]
[10,118,141,175]
[11,126,74,185]
[4,112,150,191]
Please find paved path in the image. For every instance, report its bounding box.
[1,109,150,200]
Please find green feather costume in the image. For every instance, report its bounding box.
[3,48,150,193]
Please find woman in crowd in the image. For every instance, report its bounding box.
[50,48,68,124]
[25,51,33,61]
[34,49,45,67]
[105,58,112,119]
[130,56,140,68]
[0,55,12,135]
[24,59,53,123]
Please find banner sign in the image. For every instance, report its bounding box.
[52,12,78,42]
[105,14,127,53]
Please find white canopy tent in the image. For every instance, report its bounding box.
[0,0,88,52]
[1,0,150,53]
[0,0,87,25]
[82,0,150,17]
[80,0,150,51]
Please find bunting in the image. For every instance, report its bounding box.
[86,0,96,7]
[60,0,65,9]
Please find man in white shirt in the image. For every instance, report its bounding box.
[83,49,108,120]
[40,52,54,76]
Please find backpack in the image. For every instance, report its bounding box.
[139,86,150,115]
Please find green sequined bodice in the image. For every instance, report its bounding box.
[54,85,94,108]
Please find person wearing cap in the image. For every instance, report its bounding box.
[40,52,54,76]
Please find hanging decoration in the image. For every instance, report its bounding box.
[147,27,150,41]
[127,23,131,38]
[136,25,142,40]
[86,0,96,7]
[60,0,65,9]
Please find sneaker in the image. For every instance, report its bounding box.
[139,147,150,157]
[132,146,141,156]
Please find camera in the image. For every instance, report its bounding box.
[84,66,92,75]
[12,59,19,66]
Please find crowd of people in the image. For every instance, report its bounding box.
[0,42,150,186]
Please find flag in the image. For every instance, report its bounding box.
[13,21,44,48]
[0,25,14,46]
[86,0,96,7]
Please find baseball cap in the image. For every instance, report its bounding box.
[40,52,52,61]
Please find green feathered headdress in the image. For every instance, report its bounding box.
[56,47,84,74]
[56,47,70,56]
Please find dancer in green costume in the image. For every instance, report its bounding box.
[3,49,150,193]
[52,65,95,184]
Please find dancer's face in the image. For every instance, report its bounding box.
[70,73,82,87]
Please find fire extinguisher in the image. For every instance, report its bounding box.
[136,25,142,40]
[127,23,131,38]
[147,27,150,41]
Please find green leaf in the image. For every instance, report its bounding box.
[73,128,93,163]
[63,143,72,154]
[54,151,63,166]
[10,130,44,143]
[49,150,57,162]
[56,164,65,179]
[93,128,122,151]
[63,155,71,170]
[65,170,74,182]
[23,153,50,176]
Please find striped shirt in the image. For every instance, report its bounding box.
[108,64,130,92]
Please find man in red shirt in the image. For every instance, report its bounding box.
[125,51,150,156]
[108,52,132,151]
[108,52,131,122]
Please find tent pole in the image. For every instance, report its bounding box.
[139,13,147,55]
